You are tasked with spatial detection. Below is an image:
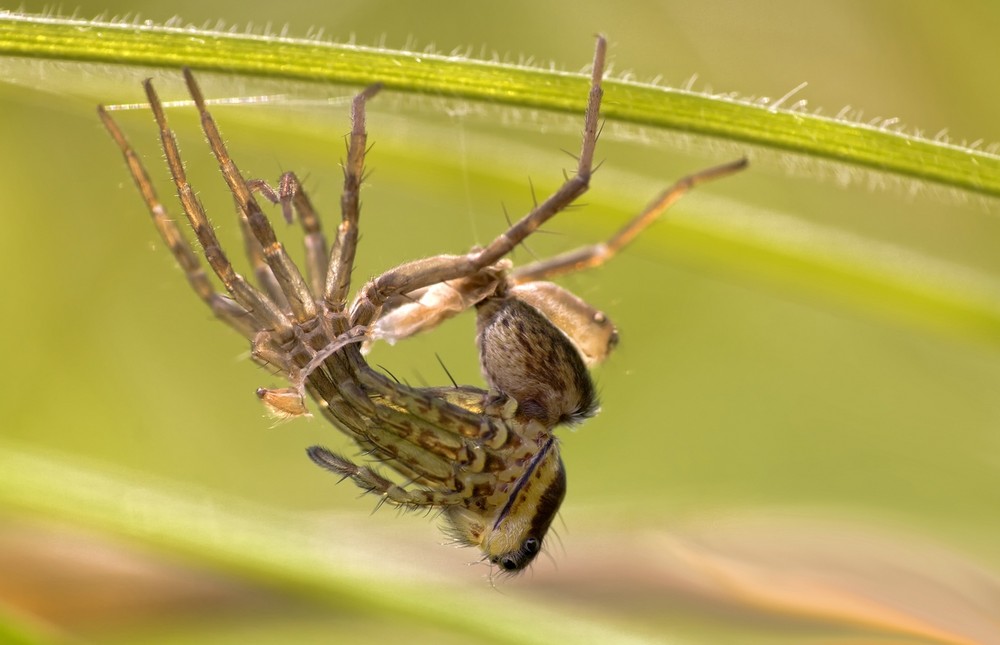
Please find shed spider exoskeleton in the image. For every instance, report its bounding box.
[99,36,746,573]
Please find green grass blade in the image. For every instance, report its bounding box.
[1,11,998,198]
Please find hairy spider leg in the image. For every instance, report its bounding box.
[232,192,292,312]
[227,114,365,311]
[327,84,383,318]
[182,69,317,325]
[150,79,292,333]
[511,157,749,283]
[346,35,607,328]
[364,157,749,362]
[98,105,259,340]
[307,446,471,509]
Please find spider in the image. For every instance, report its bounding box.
[99,36,746,573]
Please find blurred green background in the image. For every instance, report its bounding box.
[2,1,1000,643]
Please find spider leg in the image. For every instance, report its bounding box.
[325,84,383,315]
[360,158,748,358]
[511,157,749,283]
[348,36,607,326]
[182,69,317,324]
[98,106,258,340]
[247,173,329,301]
[233,193,291,312]
[307,446,468,508]
[130,79,292,335]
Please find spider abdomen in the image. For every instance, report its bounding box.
[476,296,598,427]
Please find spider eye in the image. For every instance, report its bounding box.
[500,556,519,571]
[523,537,541,554]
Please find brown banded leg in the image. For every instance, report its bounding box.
[128,78,292,335]
[307,447,469,509]
[98,106,259,340]
[357,158,748,357]
[511,157,749,283]
[182,69,317,324]
[324,83,383,316]
[233,194,291,312]
[347,36,607,327]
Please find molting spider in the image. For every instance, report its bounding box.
[99,36,746,573]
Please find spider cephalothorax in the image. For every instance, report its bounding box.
[100,36,745,573]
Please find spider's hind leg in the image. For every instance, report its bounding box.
[501,158,749,367]
[510,157,749,284]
